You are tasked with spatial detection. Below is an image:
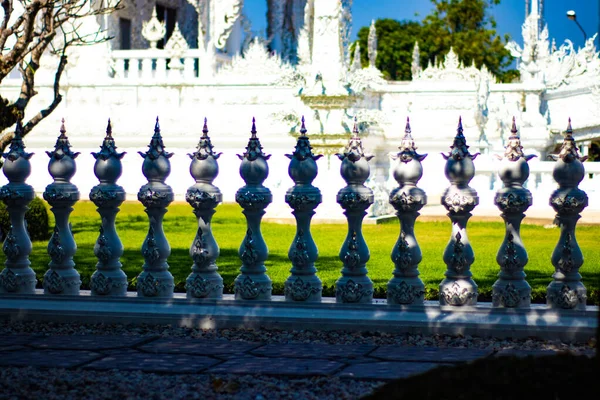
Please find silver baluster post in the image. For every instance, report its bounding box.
[185,118,224,299]
[43,119,81,295]
[284,116,323,302]
[387,118,427,305]
[439,117,479,306]
[89,120,127,296]
[0,120,37,294]
[136,117,175,298]
[547,119,588,310]
[234,118,273,300]
[335,118,374,304]
[492,118,535,308]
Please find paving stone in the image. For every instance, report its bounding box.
[207,356,344,376]
[0,335,40,347]
[28,335,156,351]
[369,346,492,363]
[0,349,102,369]
[83,351,220,373]
[139,338,261,355]
[250,343,376,359]
[0,345,26,352]
[338,361,449,380]
[493,349,562,358]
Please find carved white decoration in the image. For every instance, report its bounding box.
[475,65,491,146]
[165,23,189,58]
[411,41,421,79]
[350,42,361,72]
[505,3,549,83]
[414,47,495,83]
[348,66,385,92]
[216,38,302,86]
[367,19,377,68]
[543,35,600,89]
[142,7,166,49]
[213,0,243,50]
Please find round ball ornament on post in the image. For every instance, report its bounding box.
[234,118,273,301]
[43,119,81,295]
[387,118,427,305]
[0,120,37,294]
[284,116,323,302]
[492,118,535,308]
[136,118,175,298]
[439,117,479,306]
[89,120,128,296]
[185,118,224,299]
[546,119,588,310]
[335,118,375,304]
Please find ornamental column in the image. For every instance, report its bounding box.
[234,118,273,300]
[89,120,127,296]
[492,118,535,308]
[387,118,427,305]
[0,121,37,294]
[284,117,323,302]
[43,120,81,295]
[185,118,224,299]
[546,119,588,310]
[335,119,374,304]
[136,118,175,298]
[439,118,479,306]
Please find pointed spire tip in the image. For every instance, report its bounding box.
[300,115,307,136]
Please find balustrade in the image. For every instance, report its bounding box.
[0,116,593,318]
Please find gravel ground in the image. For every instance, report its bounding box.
[0,321,596,400]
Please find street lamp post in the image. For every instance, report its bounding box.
[566,10,588,42]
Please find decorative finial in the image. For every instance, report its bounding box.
[500,117,534,162]
[551,118,587,162]
[202,118,209,138]
[510,116,518,137]
[14,119,23,139]
[59,118,67,138]
[393,116,426,163]
[352,117,359,138]
[300,116,307,136]
[405,117,412,137]
[154,117,160,136]
[566,117,573,136]
[251,117,257,139]
[106,119,113,138]
[442,116,478,161]
[2,119,33,161]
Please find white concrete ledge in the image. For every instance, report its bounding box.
[0,291,597,342]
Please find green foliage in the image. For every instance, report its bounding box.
[0,196,50,241]
[356,19,422,80]
[355,0,517,82]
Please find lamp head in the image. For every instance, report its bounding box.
[567,10,576,21]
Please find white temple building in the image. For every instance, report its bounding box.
[1,0,599,220]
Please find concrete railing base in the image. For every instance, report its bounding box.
[0,290,597,342]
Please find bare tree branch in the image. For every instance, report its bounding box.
[0,0,123,154]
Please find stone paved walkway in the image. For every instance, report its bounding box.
[0,334,576,380]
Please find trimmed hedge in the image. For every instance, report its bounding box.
[0,196,50,241]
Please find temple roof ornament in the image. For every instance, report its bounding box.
[213,0,243,50]
[414,47,495,83]
[165,23,189,58]
[216,38,302,86]
[141,7,166,49]
[367,20,377,68]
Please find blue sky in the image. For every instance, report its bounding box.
[243,0,599,51]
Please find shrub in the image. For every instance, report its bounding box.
[0,196,51,241]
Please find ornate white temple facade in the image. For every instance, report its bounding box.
[1,0,599,219]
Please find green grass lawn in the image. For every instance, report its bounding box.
[8,201,600,304]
